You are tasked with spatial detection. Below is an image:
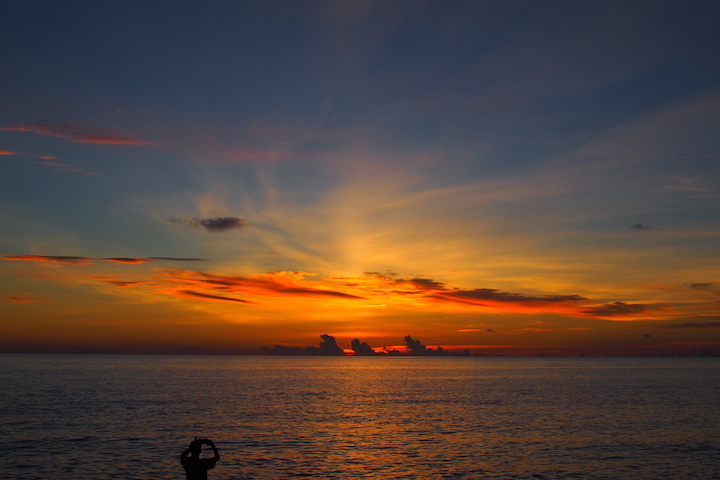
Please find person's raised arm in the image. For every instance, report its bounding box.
[180,447,191,460]
[206,439,220,461]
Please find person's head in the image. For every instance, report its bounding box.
[188,440,202,457]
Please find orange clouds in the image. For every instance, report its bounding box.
[0,122,158,146]
[0,150,18,155]
[160,270,365,305]
[324,272,669,320]
[0,254,686,322]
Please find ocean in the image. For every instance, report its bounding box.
[0,354,718,479]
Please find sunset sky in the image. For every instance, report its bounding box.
[2,1,719,355]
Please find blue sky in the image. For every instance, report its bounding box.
[1,1,719,354]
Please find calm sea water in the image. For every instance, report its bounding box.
[0,354,718,479]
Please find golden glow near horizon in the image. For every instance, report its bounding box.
[1,3,719,355]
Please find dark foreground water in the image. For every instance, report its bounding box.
[0,355,718,479]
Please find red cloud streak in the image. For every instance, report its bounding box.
[0,123,158,146]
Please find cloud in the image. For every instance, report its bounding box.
[0,255,94,265]
[0,294,48,304]
[36,161,70,167]
[405,335,427,354]
[161,270,365,302]
[104,280,149,287]
[102,258,151,264]
[147,257,209,262]
[658,320,720,329]
[0,122,158,146]
[176,290,258,304]
[580,301,667,317]
[33,159,100,176]
[0,254,206,265]
[351,338,375,355]
[319,334,344,355]
[0,150,18,155]
[168,217,247,232]
[631,222,653,230]
[686,282,715,291]
[355,273,674,320]
[362,272,450,294]
[431,288,587,315]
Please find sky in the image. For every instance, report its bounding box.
[1,0,719,355]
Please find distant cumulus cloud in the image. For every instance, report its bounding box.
[168,217,247,232]
[0,122,158,146]
[631,222,653,230]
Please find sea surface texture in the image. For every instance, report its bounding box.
[0,355,718,479]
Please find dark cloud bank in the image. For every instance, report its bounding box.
[262,335,470,356]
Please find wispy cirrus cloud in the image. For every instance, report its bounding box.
[0,293,49,304]
[34,160,101,176]
[1,255,95,265]
[0,149,99,175]
[147,257,208,262]
[167,217,247,232]
[0,122,159,146]
[0,255,206,265]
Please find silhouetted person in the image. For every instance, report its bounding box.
[181,438,220,480]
